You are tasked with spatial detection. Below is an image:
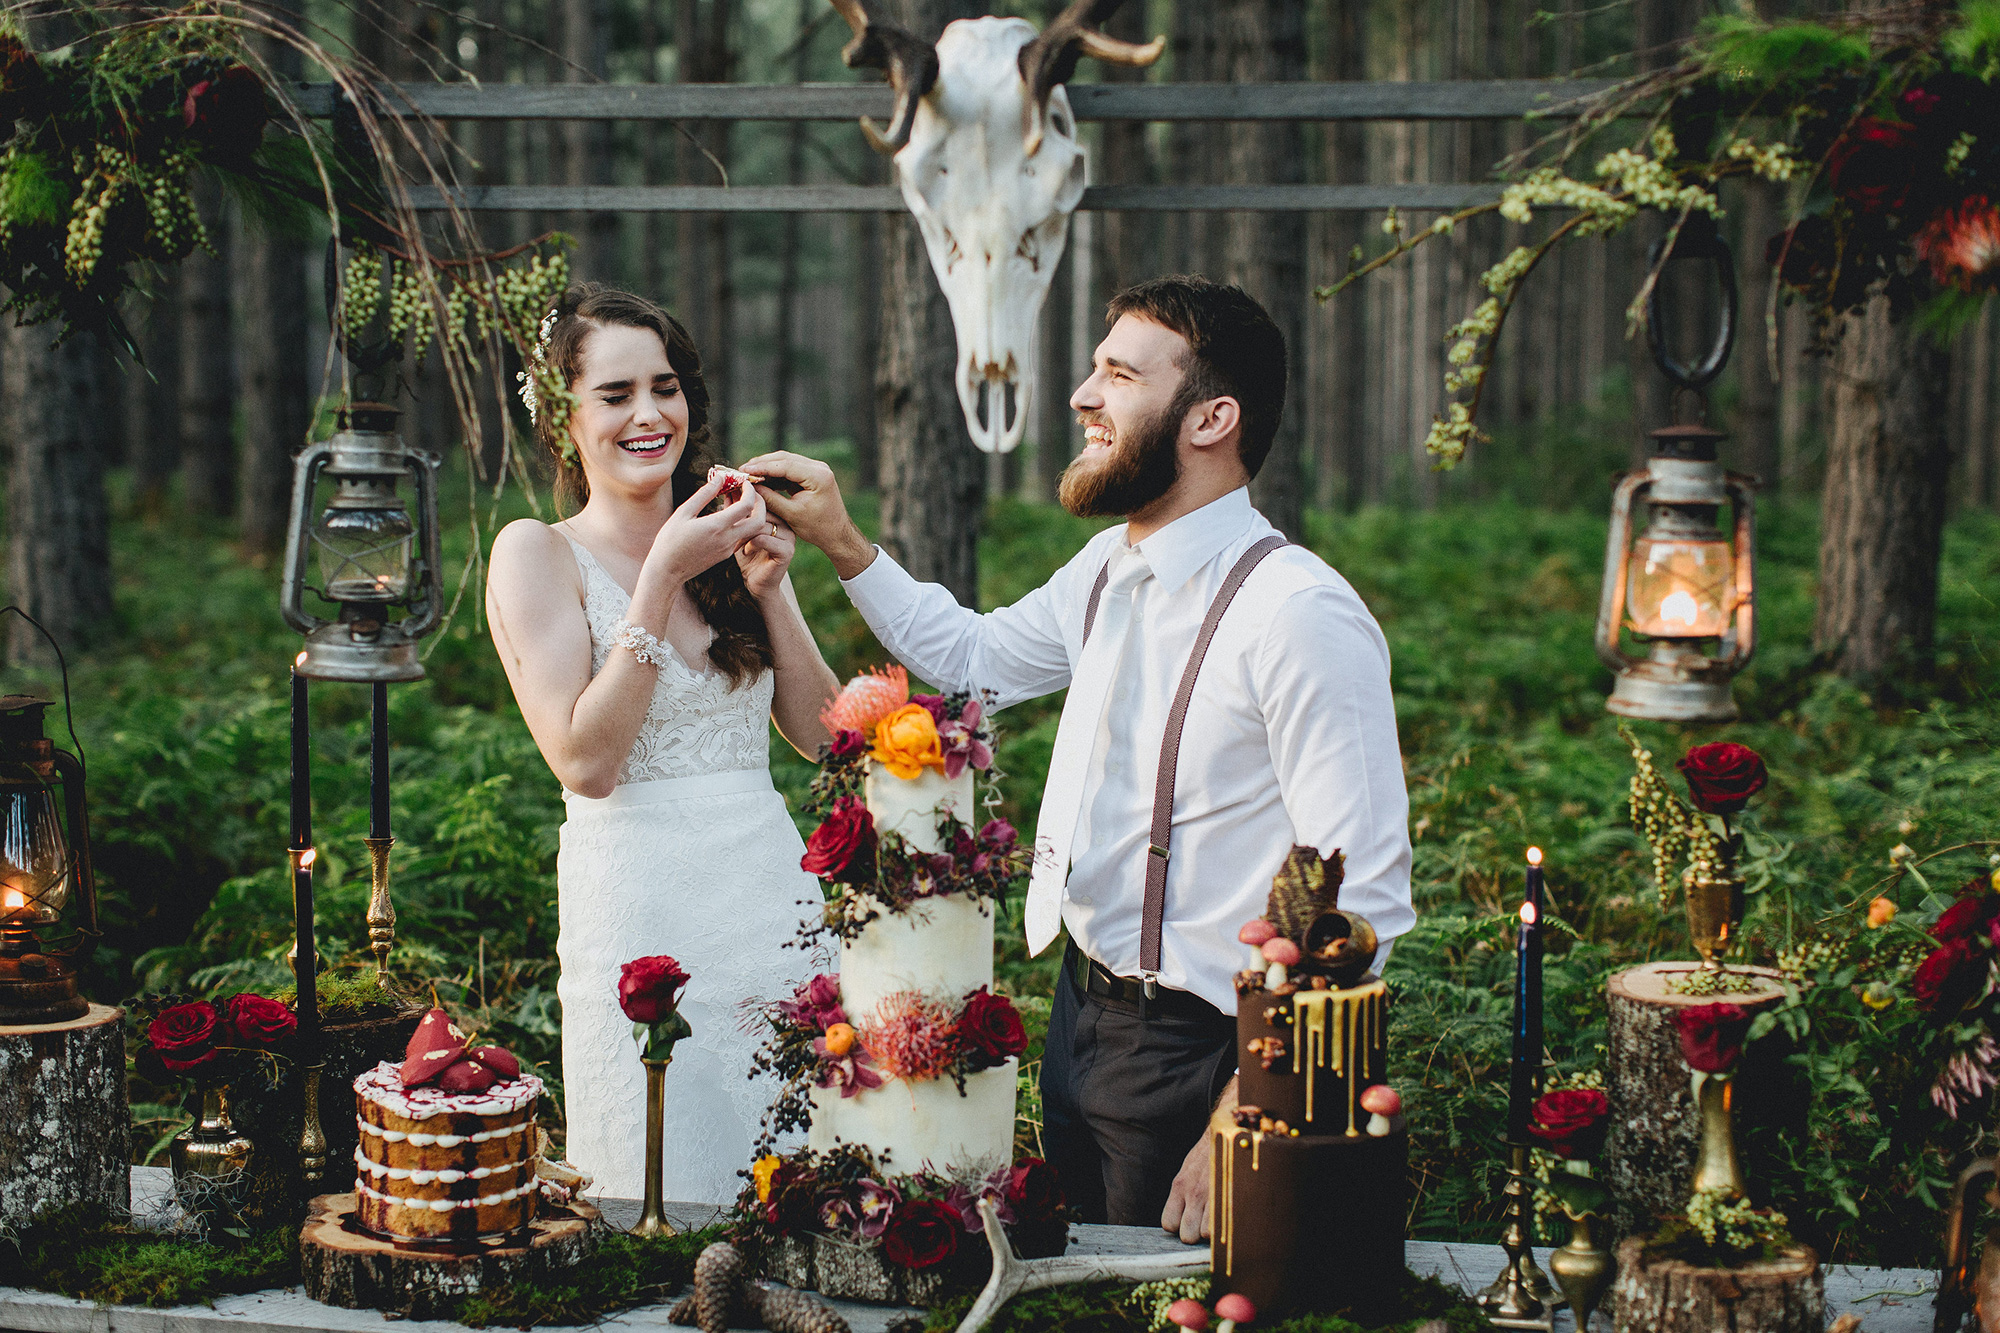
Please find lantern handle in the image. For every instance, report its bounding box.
[1594,472,1649,676]
[1644,213,1737,394]
[1720,472,1758,671]
[49,747,97,939]
[398,447,446,642]
[0,605,86,778]
[280,443,338,638]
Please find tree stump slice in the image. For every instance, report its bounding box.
[759,1229,981,1306]
[299,1192,600,1320]
[0,1004,129,1228]
[1605,964,1785,1240]
[1610,1236,1822,1333]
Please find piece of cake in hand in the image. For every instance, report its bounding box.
[1210,846,1407,1321]
[353,1010,545,1244]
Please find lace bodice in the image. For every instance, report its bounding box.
[561,531,774,786]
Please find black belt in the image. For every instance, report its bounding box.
[1066,941,1228,1024]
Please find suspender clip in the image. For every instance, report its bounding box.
[1148,843,1170,861]
[1142,971,1158,999]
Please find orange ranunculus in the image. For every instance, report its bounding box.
[870,703,945,779]
[1868,896,1898,928]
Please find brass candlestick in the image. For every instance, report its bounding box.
[364,835,396,984]
[1478,1144,1562,1330]
[298,1064,330,1188]
[632,1057,678,1237]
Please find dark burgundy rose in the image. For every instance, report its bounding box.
[1527,1088,1611,1159]
[0,33,45,123]
[1934,888,2000,943]
[1675,742,1768,815]
[182,65,268,163]
[827,729,866,761]
[1003,1158,1065,1224]
[881,1197,960,1269]
[909,694,950,724]
[617,954,690,1023]
[764,1162,819,1235]
[959,988,1028,1070]
[801,796,877,883]
[1675,1002,1752,1074]
[927,852,955,881]
[148,1000,221,1073]
[777,974,846,1032]
[1915,937,1988,1014]
[223,992,297,1047]
[1765,215,1838,290]
[1829,119,1919,213]
[978,818,1017,850]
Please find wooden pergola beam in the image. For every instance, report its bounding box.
[403,182,1503,212]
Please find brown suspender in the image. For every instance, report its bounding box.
[1079,534,1289,989]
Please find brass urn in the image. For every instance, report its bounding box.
[1549,1211,1615,1331]
[1684,873,1745,970]
[169,1083,255,1234]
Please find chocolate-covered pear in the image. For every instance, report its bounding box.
[399,1006,469,1086]
[1304,908,1378,986]
[439,1056,500,1094]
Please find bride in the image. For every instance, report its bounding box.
[486,283,837,1204]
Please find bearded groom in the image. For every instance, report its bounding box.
[750,275,1414,1241]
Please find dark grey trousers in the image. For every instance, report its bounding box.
[1040,946,1238,1226]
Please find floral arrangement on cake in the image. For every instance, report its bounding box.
[132,992,297,1087]
[736,1143,1067,1274]
[800,666,1030,937]
[749,975,1027,1145]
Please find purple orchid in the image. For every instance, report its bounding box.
[938,698,994,779]
[854,1179,902,1238]
[810,1034,885,1098]
[943,1171,1017,1233]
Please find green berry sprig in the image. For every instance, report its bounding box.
[340,244,385,347]
[1621,723,1728,908]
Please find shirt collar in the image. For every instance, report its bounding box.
[1124,488,1257,594]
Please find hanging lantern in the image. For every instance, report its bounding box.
[0,695,96,1025]
[279,403,443,682]
[1594,215,1757,722]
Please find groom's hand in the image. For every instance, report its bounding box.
[742,451,877,580]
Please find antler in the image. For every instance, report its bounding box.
[1017,0,1165,155]
[829,0,940,155]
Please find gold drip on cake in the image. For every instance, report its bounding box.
[1290,978,1386,1133]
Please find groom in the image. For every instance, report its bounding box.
[750,275,1413,1241]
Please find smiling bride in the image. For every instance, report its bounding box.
[485,283,839,1203]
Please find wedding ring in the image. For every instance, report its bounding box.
[768,522,778,537]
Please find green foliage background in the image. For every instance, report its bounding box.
[23,429,2000,1268]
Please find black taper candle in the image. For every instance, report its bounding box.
[369,682,390,840]
[1505,846,1547,1143]
[290,661,318,1043]
[1525,846,1546,1110]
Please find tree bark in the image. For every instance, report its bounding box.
[677,0,734,457]
[1611,1237,1822,1333]
[4,321,112,666]
[0,1005,128,1228]
[561,0,618,282]
[1733,179,1780,491]
[128,274,184,515]
[1813,286,1953,681]
[180,175,236,517]
[770,0,813,455]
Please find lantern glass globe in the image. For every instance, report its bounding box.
[1626,534,1734,639]
[313,503,416,603]
[0,785,69,927]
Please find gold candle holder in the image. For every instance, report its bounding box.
[1477,1143,1561,1329]
[632,1057,678,1237]
[1548,1210,1614,1332]
[1684,875,1745,971]
[1691,1070,1744,1196]
[363,835,397,985]
[298,1063,329,1188]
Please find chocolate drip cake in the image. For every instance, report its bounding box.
[1210,846,1407,1320]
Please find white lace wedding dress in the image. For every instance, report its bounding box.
[553,532,818,1205]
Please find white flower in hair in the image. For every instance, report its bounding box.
[516,305,561,425]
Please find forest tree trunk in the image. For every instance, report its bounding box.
[561,0,618,281]
[677,0,733,456]
[1813,286,1953,681]
[129,271,184,515]
[770,0,812,455]
[1320,0,1367,509]
[873,0,985,606]
[180,175,236,516]
[3,321,112,666]
[1733,179,1779,491]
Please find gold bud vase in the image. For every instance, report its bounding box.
[1549,1210,1614,1331]
[169,1083,255,1232]
[1684,875,1746,971]
[632,1057,678,1237]
[1691,1070,1746,1197]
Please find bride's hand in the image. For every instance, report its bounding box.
[737,514,797,601]
[643,474,768,590]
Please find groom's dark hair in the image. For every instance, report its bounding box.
[1105,276,1287,480]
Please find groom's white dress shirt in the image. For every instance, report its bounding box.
[838,487,1414,1015]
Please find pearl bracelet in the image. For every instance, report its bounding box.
[611,619,672,669]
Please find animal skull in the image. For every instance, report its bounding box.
[831,0,1162,454]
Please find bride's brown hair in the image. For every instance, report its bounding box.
[533,283,773,688]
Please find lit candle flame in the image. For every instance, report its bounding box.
[1526,846,1543,867]
[1519,901,1538,925]
[299,848,317,870]
[1660,589,1702,628]
[295,651,309,669]
[2,886,25,911]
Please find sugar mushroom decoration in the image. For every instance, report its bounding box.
[1261,937,1301,989]
[1238,918,1278,947]
[1166,1299,1211,1331]
[1360,1084,1402,1137]
[1214,1293,1258,1333]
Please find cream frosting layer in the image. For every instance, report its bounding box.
[354,1114,533,1147]
[864,760,976,856]
[355,1177,538,1211]
[354,1060,543,1120]
[807,1058,1016,1178]
[838,892,995,1020]
[352,1146,524,1184]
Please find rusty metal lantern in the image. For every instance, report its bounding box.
[1595,215,1757,723]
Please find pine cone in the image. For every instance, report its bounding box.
[1266,845,1343,940]
[668,1295,697,1326]
[745,1283,853,1333]
[692,1242,747,1333]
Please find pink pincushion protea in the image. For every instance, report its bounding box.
[858,991,961,1082]
[821,665,911,737]
[1918,196,2000,292]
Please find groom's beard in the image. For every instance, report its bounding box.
[1057,398,1183,519]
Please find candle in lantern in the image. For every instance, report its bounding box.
[1505,847,1547,1143]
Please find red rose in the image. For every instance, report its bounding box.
[1003,1158,1064,1224]
[959,988,1027,1070]
[1675,1002,1752,1074]
[1829,119,1918,214]
[223,992,297,1047]
[182,65,268,162]
[617,955,690,1023]
[881,1197,960,1269]
[801,797,877,883]
[1527,1088,1610,1159]
[148,1000,221,1073]
[1934,889,2000,943]
[1915,937,1988,1014]
[1675,742,1768,815]
[827,729,866,761]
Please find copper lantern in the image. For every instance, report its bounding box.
[0,695,97,1025]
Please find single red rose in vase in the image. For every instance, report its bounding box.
[1675,1002,1753,1074]
[149,1000,221,1074]
[223,992,297,1047]
[1675,742,1768,815]
[618,955,690,1023]
[959,988,1028,1070]
[1828,119,1919,214]
[801,796,877,884]
[881,1197,961,1269]
[1527,1088,1611,1159]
